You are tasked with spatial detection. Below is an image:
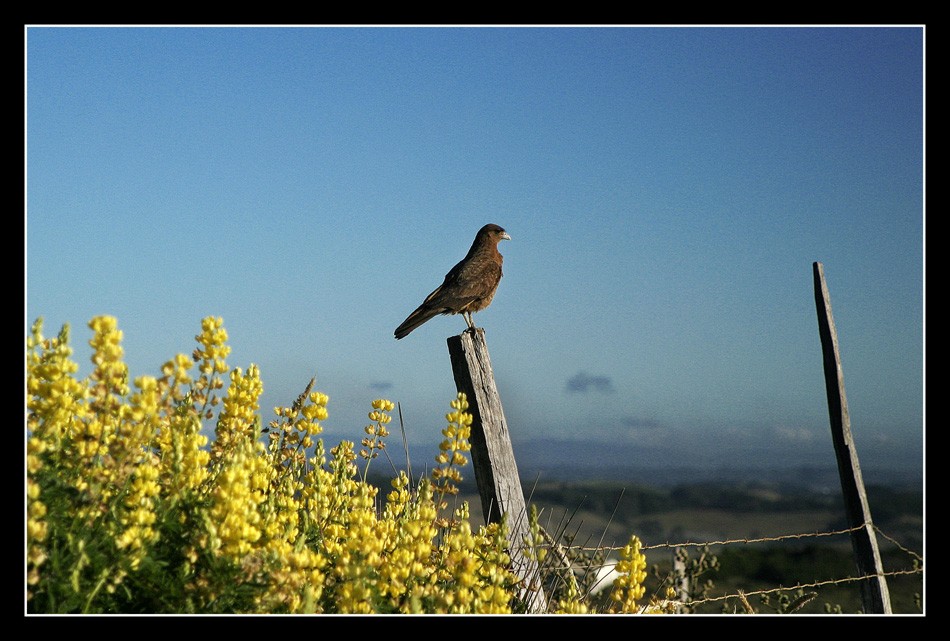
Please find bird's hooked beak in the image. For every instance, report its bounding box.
[501,231,511,241]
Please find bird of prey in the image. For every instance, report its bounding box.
[394,223,511,339]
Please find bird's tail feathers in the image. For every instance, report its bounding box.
[394,305,443,339]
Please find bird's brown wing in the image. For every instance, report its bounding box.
[426,249,503,313]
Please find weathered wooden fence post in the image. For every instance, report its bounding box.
[447,328,546,613]
[673,547,690,613]
[812,262,892,614]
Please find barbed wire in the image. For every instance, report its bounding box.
[873,525,923,563]
[641,524,864,551]
[687,567,923,608]
[549,522,920,558]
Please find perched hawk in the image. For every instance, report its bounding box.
[394,224,510,339]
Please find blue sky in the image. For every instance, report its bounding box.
[25,26,924,480]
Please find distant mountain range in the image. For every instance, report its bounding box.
[397,435,922,491]
[504,438,923,490]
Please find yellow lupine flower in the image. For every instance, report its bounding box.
[156,412,209,494]
[27,319,89,446]
[207,439,268,558]
[609,534,648,613]
[212,365,264,461]
[193,316,231,375]
[161,353,194,386]
[88,315,130,402]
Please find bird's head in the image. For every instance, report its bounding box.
[480,223,511,243]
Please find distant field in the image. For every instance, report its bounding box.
[362,472,922,613]
[438,479,924,614]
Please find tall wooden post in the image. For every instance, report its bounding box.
[447,328,546,613]
[673,547,691,614]
[813,262,892,613]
